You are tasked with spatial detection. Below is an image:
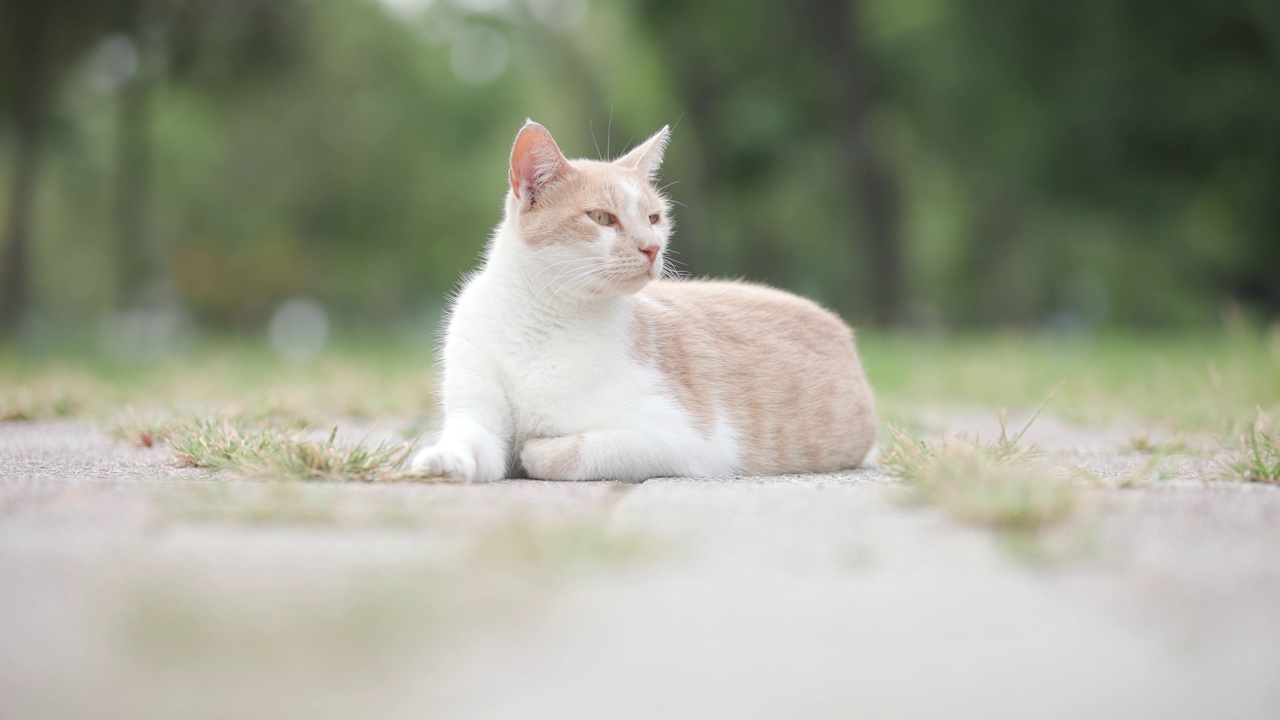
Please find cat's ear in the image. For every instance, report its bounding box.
[509,120,569,207]
[614,125,671,181]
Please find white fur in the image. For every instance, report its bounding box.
[622,179,644,220]
[411,214,736,483]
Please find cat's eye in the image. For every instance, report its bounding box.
[649,213,661,225]
[587,210,616,226]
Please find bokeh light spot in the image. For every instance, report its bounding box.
[85,34,139,96]
[449,26,509,85]
[269,297,330,364]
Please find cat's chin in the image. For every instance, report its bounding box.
[584,269,653,298]
[617,271,654,294]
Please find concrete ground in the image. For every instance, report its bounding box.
[2,418,1279,720]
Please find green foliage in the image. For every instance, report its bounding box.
[3,0,1277,330]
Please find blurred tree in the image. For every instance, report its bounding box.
[807,0,903,324]
[109,0,307,309]
[633,0,904,324]
[0,0,115,332]
[880,0,1280,322]
[4,0,1278,335]
[0,0,306,333]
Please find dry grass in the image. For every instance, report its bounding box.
[1124,431,1191,455]
[880,407,1080,553]
[0,370,93,420]
[1109,458,1180,489]
[105,408,190,447]
[165,413,424,482]
[106,406,310,448]
[1221,409,1280,483]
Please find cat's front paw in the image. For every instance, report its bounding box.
[410,441,478,482]
[521,435,586,481]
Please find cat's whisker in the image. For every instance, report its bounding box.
[659,249,690,280]
[541,265,601,303]
[529,257,597,288]
[538,274,588,305]
[549,266,596,294]
[528,257,600,295]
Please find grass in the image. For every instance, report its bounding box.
[1123,431,1192,455]
[3,329,1276,429]
[1221,409,1280,483]
[879,407,1081,555]
[1110,457,1180,489]
[0,335,437,421]
[165,413,422,482]
[860,329,1280,431]
[4,328,1278,487]
[107,405,312,447]
[0,368,89,420]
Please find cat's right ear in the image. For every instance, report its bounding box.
[509,120,569,208]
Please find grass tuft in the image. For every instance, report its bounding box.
[880,409,1079,552]
[166,414,421,482]
[1221,409,1280,483]
[106,408,184,447]
[1124,432,1191,455]
[0,381,82,420]
[106,405,311,448]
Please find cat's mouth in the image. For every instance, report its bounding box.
[617,266,654,289]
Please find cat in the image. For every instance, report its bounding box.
[409,120,876,482]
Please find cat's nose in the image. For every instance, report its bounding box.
[639,244,660,264]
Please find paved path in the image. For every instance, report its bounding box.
[2,420,1279,720]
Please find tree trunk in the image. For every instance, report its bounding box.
[964,192,1022,325]
[2,2,52,335]
[810,0,904,325]
[114,66,154,309]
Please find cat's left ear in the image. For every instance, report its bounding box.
[614,125,671,181]
[510,120,570,208]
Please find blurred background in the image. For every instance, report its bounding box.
[2,0,1278,355]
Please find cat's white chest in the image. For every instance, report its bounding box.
[495,319,640,439]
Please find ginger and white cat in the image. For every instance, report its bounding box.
[410,120,876,482]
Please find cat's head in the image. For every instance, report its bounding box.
[503,120,672,299]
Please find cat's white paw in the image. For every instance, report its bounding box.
[521,435,586,481]
[410,441,477,482]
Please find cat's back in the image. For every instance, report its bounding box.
[633,279,876,474]
[640,279,853,351]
